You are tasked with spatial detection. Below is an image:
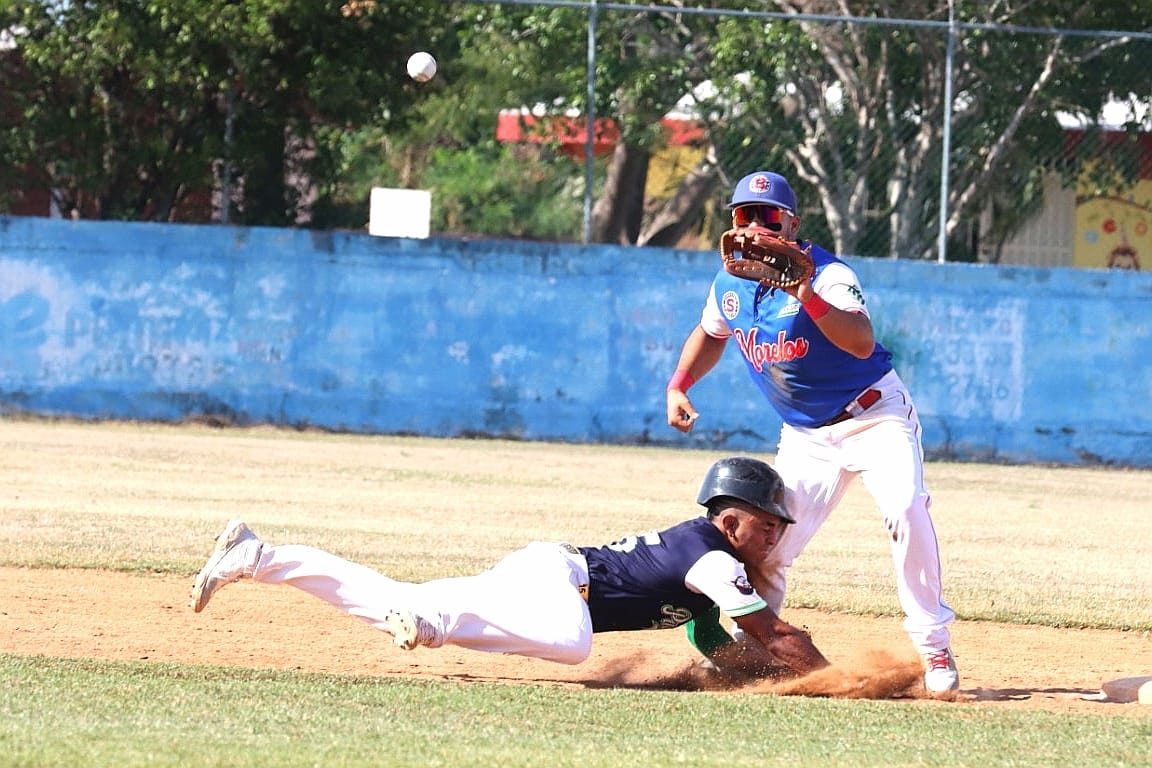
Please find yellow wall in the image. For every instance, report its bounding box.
[645,145,706,198]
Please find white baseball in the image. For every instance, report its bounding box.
[406,52,437,83]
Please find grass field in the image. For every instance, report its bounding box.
[1,419,1150,767]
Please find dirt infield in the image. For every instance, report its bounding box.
[3,422,1150,718]
[5,566,1150,716]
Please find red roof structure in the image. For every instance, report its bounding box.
[495,110,705,159]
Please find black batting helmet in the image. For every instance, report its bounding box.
[697,456,794,524]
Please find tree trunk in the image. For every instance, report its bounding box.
[590,141,650,244]
[239,127,291,227]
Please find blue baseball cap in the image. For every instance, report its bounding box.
[729,171,797,213]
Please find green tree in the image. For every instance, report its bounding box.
[463,2,743,247]
[0,0,447,224]
[453,0,1150,258]
[699,0,1151,259]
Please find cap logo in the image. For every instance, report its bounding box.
[748,175,772,193]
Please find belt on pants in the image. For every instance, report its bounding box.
[820,388,881,427]
[559,542,590,601]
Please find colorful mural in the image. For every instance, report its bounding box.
[1074,181,1152,270]
[1066,128,1152,271]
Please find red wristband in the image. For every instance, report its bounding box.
[666,369,696,392]
[802,293,831,320]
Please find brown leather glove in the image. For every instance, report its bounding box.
[719,226,815,289]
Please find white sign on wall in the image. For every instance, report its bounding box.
[368,187,431,239]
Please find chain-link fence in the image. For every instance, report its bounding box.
[3,2,1150,269]
[459,1,1152,269]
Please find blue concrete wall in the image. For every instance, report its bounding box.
[1,216,1150,466]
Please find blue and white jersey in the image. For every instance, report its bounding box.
[700,242,893,427]
[579,517,766,633]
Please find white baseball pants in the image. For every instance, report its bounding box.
[757,369,956,654]
[252,540,593,664]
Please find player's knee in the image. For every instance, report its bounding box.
[550,633,593,665]
[549,604,594,664]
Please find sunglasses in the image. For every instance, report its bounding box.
[732,204,786,229]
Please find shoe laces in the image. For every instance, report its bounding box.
[413,614,443,647]
[925,649,953,670]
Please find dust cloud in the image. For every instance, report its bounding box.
[589,648,926,700]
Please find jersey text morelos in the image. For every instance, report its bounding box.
[579,517,765,632]
[704,243,892,427]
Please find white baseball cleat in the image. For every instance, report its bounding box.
[922,648,960,695]
[383,609,445,650]
[189,520,263,613]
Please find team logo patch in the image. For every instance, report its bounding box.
[749,174,771,193]
[721,290,740,320]
[731,575,755,595]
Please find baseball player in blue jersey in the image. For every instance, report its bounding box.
[189,457,830,679]
[665,171,959,695]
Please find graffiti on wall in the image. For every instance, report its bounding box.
[2,217,1151,465]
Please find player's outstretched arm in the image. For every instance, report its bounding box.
[730,607,830,677]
